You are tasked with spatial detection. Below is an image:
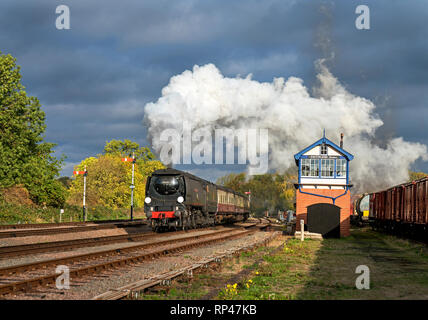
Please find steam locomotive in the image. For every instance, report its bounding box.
[144,168,250,232]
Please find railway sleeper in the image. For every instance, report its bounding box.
[0,229,254,296]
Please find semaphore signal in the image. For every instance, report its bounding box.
[245,191,251,208]
[121,153,136,220]
[73,166,88,222]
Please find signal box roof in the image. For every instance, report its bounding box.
[294,135,354,166]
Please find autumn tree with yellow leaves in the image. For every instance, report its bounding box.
[67,140,164,209]
[216,168,297,216]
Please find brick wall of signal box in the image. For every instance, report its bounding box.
[295,189,351,237]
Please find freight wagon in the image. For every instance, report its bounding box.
[368,177,428,240]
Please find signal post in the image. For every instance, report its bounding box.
[122,153,136,221]
[73,165,88,222]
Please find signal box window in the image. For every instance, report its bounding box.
[321,159,334,177]
[320,144,327,155]
[301,159,319,177]
[336,159,347,177]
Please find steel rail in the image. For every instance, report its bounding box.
[0,230,157,258]
[0,228,236,277]
[0,220,147,239]
[0,219,145,230]
[93,231,280,300]
[0,224,249,258]
[0,227,259,296]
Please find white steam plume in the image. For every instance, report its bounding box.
[143,62,427,193]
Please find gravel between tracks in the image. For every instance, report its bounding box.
[0,225,151,248]
[0,226,228,268]
[5,230,274,300]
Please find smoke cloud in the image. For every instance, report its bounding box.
[143,62,427,193]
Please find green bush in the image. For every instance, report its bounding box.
[0,201,131,225]
[26,179,68,208]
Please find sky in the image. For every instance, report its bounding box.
[0,0,427,183]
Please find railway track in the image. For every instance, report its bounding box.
[93,230,280,300]
[0,224,251,258]
[0,220,147,239]
[0,228,155,258]
[0,219,144,230]
[0,220,266,258]
[0,223,268,297]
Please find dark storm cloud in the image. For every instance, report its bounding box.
[331,2,428,86]
[0,0,427,176]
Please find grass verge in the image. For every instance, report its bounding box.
[140,228,428,300]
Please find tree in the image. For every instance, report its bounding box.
[409,170,428,182]
[217,169,297,216]
[280,168,298,205]
[58,177,72,189]
[68,141,164,209]
[0,52,65,207]
[216,173,246,193]
[104,139,155,161]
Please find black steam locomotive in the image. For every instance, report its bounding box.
[144,168,250,232]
